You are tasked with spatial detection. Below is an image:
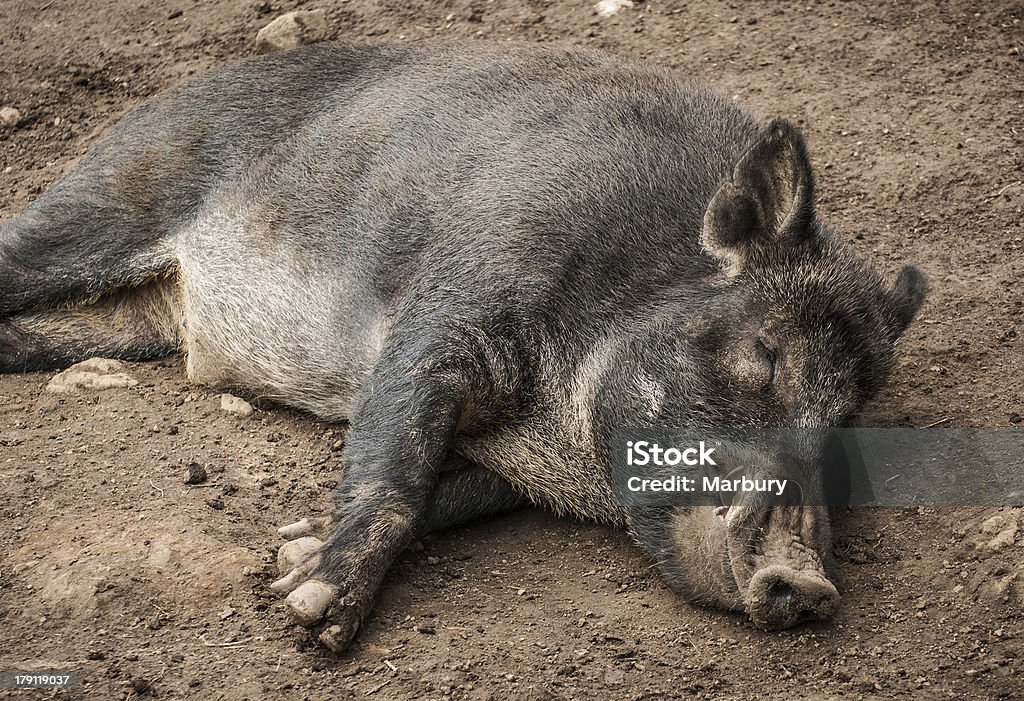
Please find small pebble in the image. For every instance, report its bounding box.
[220,393,253,416]
[0,106,21,128]
[184,462,208,485]
[594,0,633,17]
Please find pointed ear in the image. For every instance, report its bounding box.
[701,118,815,276]
[885,263,928,340]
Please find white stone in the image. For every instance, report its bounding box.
[0,106,21,127]
[594,0,633,18]
[46,358,138,394]
[255,10,328,53]
[980,513,1011,535]
[220,393,253,416]
[985,524,1018,552]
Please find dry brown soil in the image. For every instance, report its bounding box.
[1,1,1022,699]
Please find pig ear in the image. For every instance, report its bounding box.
[701,118,815,276]
[885,263,928,340]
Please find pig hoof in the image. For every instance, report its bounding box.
[270,568,307,595]
[270,517,366,651]
[272,535,325,595]
[277,519,313,539]
[317,611,360,653]
[276,516,332,540]
[276,536,323,573]
[286,579,339,626]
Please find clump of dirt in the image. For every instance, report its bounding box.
[1,1,1021,699]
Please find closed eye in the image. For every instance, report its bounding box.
[757,338,778,385]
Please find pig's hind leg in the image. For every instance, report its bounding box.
[0,195,179,321]
[273,454,526,549]
[0,131,193,372]
[0,276,181,372]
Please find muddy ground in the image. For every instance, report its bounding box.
[1,1,1022,699]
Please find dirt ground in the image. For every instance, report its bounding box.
[1,1,1022,699]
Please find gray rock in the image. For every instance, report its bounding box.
[985,523,1018,552]
[46,357,138,393]
[0,106,22,128]
[255,10,328,53]
[184,462,208,485]
[220,393,254,416]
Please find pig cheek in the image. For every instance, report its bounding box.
[668,508,745,611]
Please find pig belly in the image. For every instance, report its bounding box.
[174,207,388,421]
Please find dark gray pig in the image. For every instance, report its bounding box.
[0,41,926,650]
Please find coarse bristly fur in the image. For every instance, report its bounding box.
[0,40,927,649]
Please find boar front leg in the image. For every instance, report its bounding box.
[271,325,520,651]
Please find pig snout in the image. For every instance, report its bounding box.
[746,564,839,630]
[724,496,838,630]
